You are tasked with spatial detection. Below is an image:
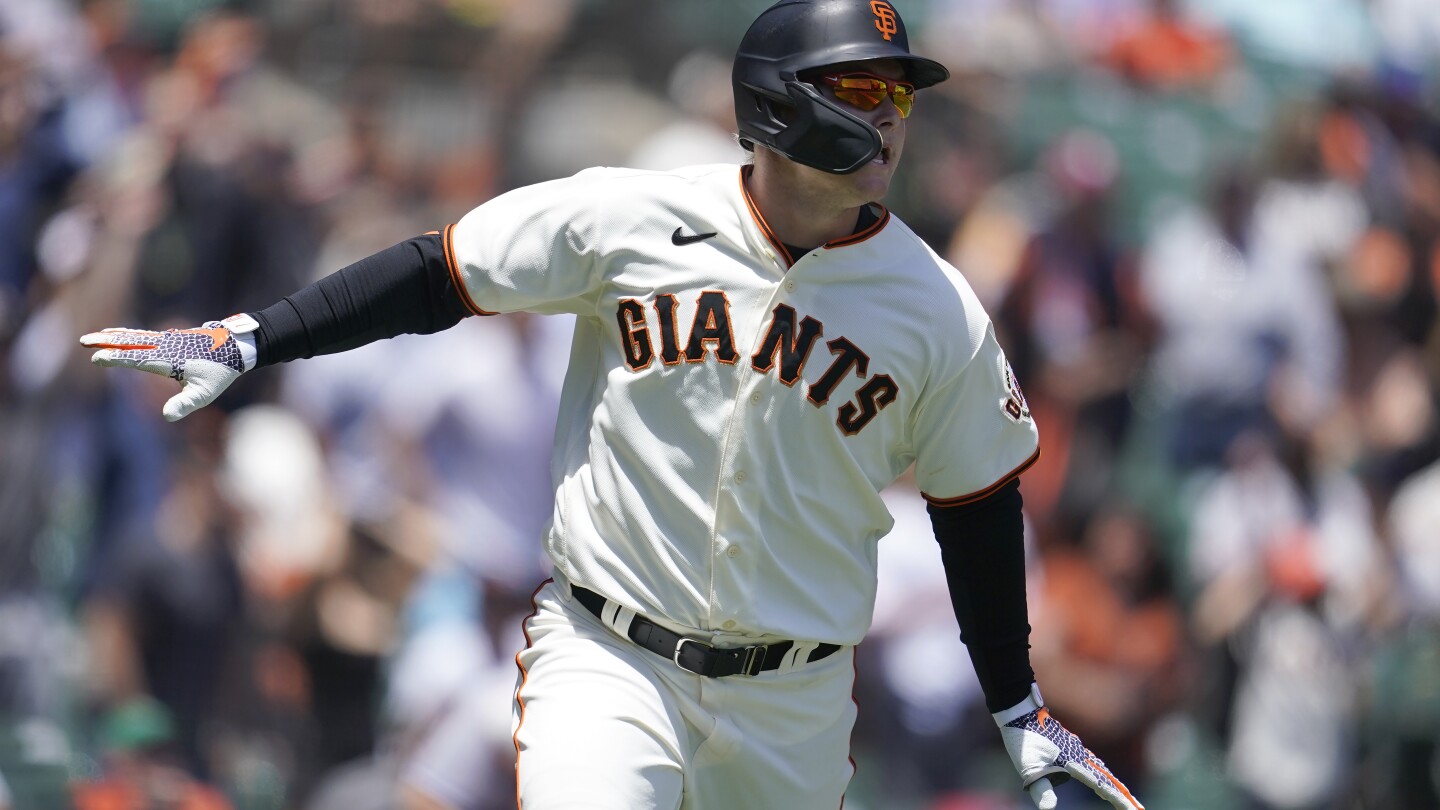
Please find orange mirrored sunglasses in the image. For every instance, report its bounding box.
[814,72,916,117]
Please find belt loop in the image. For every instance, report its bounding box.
[778,640,819,674]
[600,600,638,637]
[742,645,764,677]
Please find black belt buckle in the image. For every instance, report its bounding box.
[674,637,721,677]
[673,637,769,678]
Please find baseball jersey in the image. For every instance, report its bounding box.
[445,163,1038,645]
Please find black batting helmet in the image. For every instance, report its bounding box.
[733,0,949,174]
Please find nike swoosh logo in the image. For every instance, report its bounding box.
[672,227,717,246]
[182,326,231,351]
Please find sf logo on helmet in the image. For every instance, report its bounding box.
[870,0,898,41]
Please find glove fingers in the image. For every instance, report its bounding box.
[90,350,174,378]
[1027,776,1058,810]
[1065,757,1144,809]
[80,328,163,349]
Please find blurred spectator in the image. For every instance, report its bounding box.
[1387,456,1440,619]
[1187,424,1384,809]
[626,51,745,171]
[1103,0,1231,90]
[388,567,512,810]
[0,42,82,339]
[124,12,330,327]
[284,515,430,800]
[1361,456,1440,809]
[1030,506,1183,785]
[1138,162,1348,469]
[855,483,995,804]
[214,404,365,805]
[996,130,1144,520]
[81,437,245,779]
[71,697,232,810]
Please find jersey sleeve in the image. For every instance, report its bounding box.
[912,323,1040,506]
[443,171,613,317]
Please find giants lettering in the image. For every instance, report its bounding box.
[751,304,823,386]
[837,374,898,435]
[654,293,683,365]
[617,298,653,370]
[805,337,868,406]
[614,295,899,434]
[685,291,739,364]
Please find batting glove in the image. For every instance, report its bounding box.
[995,684,1144,810]
[80,313,259,421]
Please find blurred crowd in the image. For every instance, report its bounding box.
[2,0,1439,808]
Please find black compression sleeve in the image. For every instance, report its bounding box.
[250,233,473,367]
[928,479,1035,713]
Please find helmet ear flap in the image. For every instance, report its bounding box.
[771,80,882,174]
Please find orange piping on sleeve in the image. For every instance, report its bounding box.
[444,223,499,316]
[921,446,1041,507]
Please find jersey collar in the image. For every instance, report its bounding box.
[738,165,891,268]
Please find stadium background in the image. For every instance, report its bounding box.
[2,0,1440,808]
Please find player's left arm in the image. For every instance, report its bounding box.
[929,483,1145,810]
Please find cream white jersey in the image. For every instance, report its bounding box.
[445,163,1038,645]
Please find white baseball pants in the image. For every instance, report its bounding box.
[511,577,858,810]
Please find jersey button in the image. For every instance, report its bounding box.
[726,544,741,558]
[785,281,796,292]
[749,392,761,404]
[734,470,748,483]
[722,619,737,630]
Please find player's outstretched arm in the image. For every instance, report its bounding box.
[81,315,258,422]
[994,684,1144,810]
[80,232,473,420]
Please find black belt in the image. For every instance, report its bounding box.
[572,586,841,678]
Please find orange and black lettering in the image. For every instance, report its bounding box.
[807,337,869,406]
[751,304,823,385]
[685,291,738,364]
[654,293,683,365]
[616,299,653,370]
[837,374,898,435]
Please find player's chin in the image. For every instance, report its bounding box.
[849,161,896,201]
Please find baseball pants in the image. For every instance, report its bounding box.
[512,576,858,810]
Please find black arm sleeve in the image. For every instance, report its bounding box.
[250,232,474,368]
[928,479,1035,713]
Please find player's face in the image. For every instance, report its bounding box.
[809,59,910,203]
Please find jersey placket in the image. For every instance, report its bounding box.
[702,206,795,634]
[704,248,819,636]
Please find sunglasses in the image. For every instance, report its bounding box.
[813,72,917,118]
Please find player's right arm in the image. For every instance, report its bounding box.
[81,231,473,421]
[82,169,619,420]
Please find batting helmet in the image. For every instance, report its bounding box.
[733,0,949,174]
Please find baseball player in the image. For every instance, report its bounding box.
[80,1,1145,808]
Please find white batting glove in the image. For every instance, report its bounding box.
[994,685,1144,810]
[80,313,259,421]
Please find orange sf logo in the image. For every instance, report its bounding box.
[871,0,897,41]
